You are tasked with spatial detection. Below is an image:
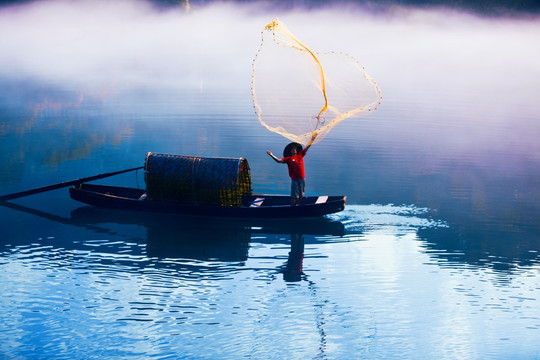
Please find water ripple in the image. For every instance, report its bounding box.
[328,204,448,233]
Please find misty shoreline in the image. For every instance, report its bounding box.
[1,0,540,18]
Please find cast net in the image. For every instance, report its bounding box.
[252,18,383,145]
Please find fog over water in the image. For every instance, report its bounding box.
[1,0,538,97]
[1,0,538,147]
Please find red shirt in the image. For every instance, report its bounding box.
[282,149,307,181]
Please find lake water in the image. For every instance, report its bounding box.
[1,2,540,359]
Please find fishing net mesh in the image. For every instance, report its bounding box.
[145,153,252,207]
[252,18,382,145]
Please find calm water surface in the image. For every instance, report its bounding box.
[1,2,540,359]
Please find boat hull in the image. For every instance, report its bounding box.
[69,184,346,218]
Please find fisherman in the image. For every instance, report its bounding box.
[266,132,317,206]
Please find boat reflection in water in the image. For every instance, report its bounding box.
[70,206,345,270]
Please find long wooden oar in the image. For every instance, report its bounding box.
[0,166,144,202]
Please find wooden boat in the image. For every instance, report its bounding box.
[69,183,346,218]
[1,153,347,219]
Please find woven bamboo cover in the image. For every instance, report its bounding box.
[144,153,252,207]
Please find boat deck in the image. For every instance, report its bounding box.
[70,183,346,218]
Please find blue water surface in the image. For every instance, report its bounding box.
[1,2,539,359]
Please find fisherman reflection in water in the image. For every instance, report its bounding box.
[267,132,317,206]
[282,234,305,282]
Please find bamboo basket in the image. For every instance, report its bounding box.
[144,152,252,207]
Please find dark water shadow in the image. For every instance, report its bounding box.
[69,206,346,261]
[0,202,347,284]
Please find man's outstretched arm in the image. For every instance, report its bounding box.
[303,132,318,154]
[267,150,284,163]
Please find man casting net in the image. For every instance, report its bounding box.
[252,18,383,145]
